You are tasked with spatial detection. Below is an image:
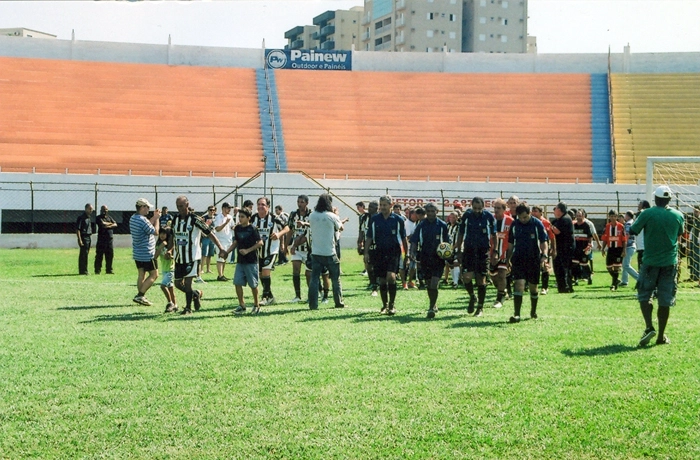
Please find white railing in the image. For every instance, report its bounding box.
[263,66,281,172]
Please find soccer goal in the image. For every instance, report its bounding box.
[647,156,700,281]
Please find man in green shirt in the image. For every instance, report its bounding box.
[630,185,685,346]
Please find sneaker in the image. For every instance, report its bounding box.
[508,316,521,323]
[334,303,345,309]
[474,307,483,317]
[133,295,153,307]
[380,305,389,315]
[638,328,657,346]
[251,305,261,315]
[427,307,436,319]
[493,301,503,309]
[587,278,593,285]
[193,290,203,311]
[291,297,302,303]
[265,296,276,306]
[194,277,206,284]
[164,302,178,313]
[656,335,670,345]
[530,310,538,319]
[321,297,329,304]
[234,305,246,315]
[610,284,617,292]
[467,296,476,314]
[540,288,548,295]
[180,307,192,315]
[619,283,628,287]
[217,276,230,282]
[452,284,459,289]
[387,305,397,316]
[371,290,378,297]
[360,270,367,276]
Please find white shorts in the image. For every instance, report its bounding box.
[161,271,174,287]
[291,250,308,263]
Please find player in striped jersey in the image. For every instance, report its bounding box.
[573,210,593,285]
[531,206,556,295]
[490,198,513,309]
[600,209,627,291]
[443,211,461,289]
[251,197,289,305]
[171,195,225,315]
[286,195,312,302]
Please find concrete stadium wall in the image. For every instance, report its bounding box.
[2,35,700,74]
[0,172,647,249]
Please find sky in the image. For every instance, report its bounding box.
[0,0,698,54]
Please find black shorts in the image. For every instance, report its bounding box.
[175,261,199,280]
[461,246,489,276]
[305,255,329,275]
[606,247,624,268]
[371,251,401,279]
[135,258,157,272]
[510,257,541,285]
[259,254,278,271]
[419,255,445,280]
[572,247,589,265]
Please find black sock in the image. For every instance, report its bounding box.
[138,291,144,297]
[293,274,301,297]
[465,280,474,298]
[186,290,193,309]
[513,292,523,317]
[497,291,505,303]
[541,271,549,290]
[477,284,486,306]
[530,292,539,315]
[261,276,271,298]
[388,283,397,305]
[380,283,388,305]
[506,275,513,296]
[611,271,619,285]
[323,288,329,299]
[428,288,438,307]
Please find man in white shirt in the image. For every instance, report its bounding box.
[214,202,235,281]
[308,193,344,310]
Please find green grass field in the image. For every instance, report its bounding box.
[1,248,698,459]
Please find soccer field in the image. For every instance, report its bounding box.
[1,248,698,459]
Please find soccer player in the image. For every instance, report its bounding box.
[572,210,593,285]
[214,202,235,281]
[444,211,461,289]
[630,186,684,346]
[274,205,290,265]
[581,209,601,280]
[410,203,450,318]
[600,209,627,291]
[286,195,312,302]
[531,206,556,295]
[129,198,160,306]
[454,197,496,317]
[364,195,409,315]
[404,206,418,289]
[251,197,289,306]
[506,195,519,217]
[551,202,575,293]
[505,204,549,323]
[356,201,368,276]
[171,195,224,315]
[361,200,379,296]
[393,203,409,290]
[413,207,427,289]
[490,198,513,309]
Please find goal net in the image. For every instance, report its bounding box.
[647,157,700,282]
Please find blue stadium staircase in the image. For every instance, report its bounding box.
[590,73,613,183]
[255,68,288,172]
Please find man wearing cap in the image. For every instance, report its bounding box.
[94,205,117,275]
[214,202,235,281]
[630,185,685,346]
[76,203,94,275]
[129,198,161,306]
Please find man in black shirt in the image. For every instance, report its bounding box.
[94,205,117,274]
[551,202,575,293]
[76,203,94,275]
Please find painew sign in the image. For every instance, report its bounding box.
[265,49,352,71]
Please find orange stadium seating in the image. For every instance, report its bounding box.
[611,73,700,184]
[274,70,593,182]
[0,57,262,176]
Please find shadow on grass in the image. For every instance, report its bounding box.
[59,304,133,311]
[297,311,376,323]
[449,319,508,329]
[80,312,161,323]
[33,274,86,278]
[561,344,642,357]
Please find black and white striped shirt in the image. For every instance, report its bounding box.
[171,213,212,264]
[251,212,285,258]
[287,208,311,253]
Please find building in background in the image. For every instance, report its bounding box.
[284,25,319,51]
[0,28,56,39]
[462,0,528,53]
[284,7,364,51]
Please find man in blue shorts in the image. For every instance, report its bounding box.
[410,203,450,318]
[129,198,160,306]
[505,204,549,323]
[630,185,685,346]
[365,195,409,315]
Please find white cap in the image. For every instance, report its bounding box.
[136,198,154,209]
[654,185,673,199]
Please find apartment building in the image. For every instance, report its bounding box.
[284,7,363,51]
[0,28,56,39]
[284,26,319,51]
[463,0,528,53]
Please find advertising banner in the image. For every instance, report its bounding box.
[265,49,352,71]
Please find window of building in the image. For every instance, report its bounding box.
[479,34,486,41]
[502,18,508,25]
[427,30,434,37]
[480,0,486,6]
[501,35,508,42]
[480,17,486,24]
[450,14,457,21]
[427,47,433,52]
[449,31,456,39]
[502,1,508,7]
[451,0,457,4]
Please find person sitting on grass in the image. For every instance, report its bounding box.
[220,208,263,315]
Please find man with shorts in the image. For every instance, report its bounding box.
[490,198,513,309]
[454,197,496,317]
[129,198,160,306]
[410,203,450,318]
[365,195,409,315]
[214,202,235,282]
[361,200,379,296]
[505,204,549,323]
[171,195,224,315]
[286,195,312,302]
[630,185,684,346]
[251,197,289,306]
[274,205,290,265]
[601,209,627,291]
[531,206,556,295]
[200,205,217,278]
[573,210,593,285]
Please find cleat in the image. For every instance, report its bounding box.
[508,316,520,323]
[234,305,246,315]
[164,302,178,313]
[493,301,503,309]
[387,305,397,316]
[180,308,192,315]
[540,288,548,295]
[638,328,656,346]
[656,335,670,345]
[474,307,483,317]
[193,290,203,311]
[291,297,302,303]
[426,307,436,319]
[380,305,389,315]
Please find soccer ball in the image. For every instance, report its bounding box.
[436,242,453,260]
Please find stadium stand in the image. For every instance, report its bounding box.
[0,57,262,176]
[611,73,700,184]
[275,70,595,182]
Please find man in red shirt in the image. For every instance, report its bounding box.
[490,198,513,308]
[600,209,627,291]
[531,206,556,295]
